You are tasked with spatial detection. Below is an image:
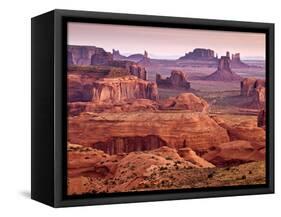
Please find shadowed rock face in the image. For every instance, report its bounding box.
[204,56,242,81]
[258,109,266,128]
[68,45,108,65]
[156,70,190,89]
[68,75,94,102]
[159,93,209,112]
[91,76,158,103]
[68,51,74,65]
[91,49,113,65]
[68,112,230,155]
[91,135,168,155]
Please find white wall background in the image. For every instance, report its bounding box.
[0,0,279,215]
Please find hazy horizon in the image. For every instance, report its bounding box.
[68,22,266,60]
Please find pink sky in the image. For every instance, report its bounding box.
[67,22,266,60]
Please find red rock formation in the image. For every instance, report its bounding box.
[129,63,147,80]
[178,147,215,168]
[257,109,266,128]
[68,112,230,155]
[68,92,209,115]
[202,140,265,167]
[240,77,257,96]
[91,76,158,103]
[156,70,190,89]
[204,55,242,81]
[218,121,265,150]
[159,93,209,112]
[252,86,265,109]
[240,77,265,96]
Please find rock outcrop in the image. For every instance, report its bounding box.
[240,77,265,96]
[178,147,215,168]
[92,135,168,155]
[112,49,127,60]
[68,143,266,194]
[68,74,94,102]
[91,76,158,103]
[156,70,190,89]
[128,63,147,80]
[257,109,266,128]
[91,49,113,65]
[68,45,109,65]
[68,112,230,155]
[204,55,242,81]
[159,93,209,112]
[231,53,249,68]
[202,140,265,167]
[178,48,217,61]
[68,73,155,103]
[214,120,265,150]
[252,86,265,109]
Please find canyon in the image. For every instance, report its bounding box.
[66,44,266,195]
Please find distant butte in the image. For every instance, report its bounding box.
[204,53,242,81]
[178,48,218,61]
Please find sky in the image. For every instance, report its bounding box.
[67,22,266,60]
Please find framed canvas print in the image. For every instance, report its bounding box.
[31,9,274,207]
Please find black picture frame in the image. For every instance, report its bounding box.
[31,9,274,207]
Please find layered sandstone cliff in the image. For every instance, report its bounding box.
[68,75,157,103]
[68,112,230,155]
[91,76,158,103]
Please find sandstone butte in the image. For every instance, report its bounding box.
[204,55,242,81]
[68,112,230,155]
[156,70,190,89]
[68,75,158,103]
